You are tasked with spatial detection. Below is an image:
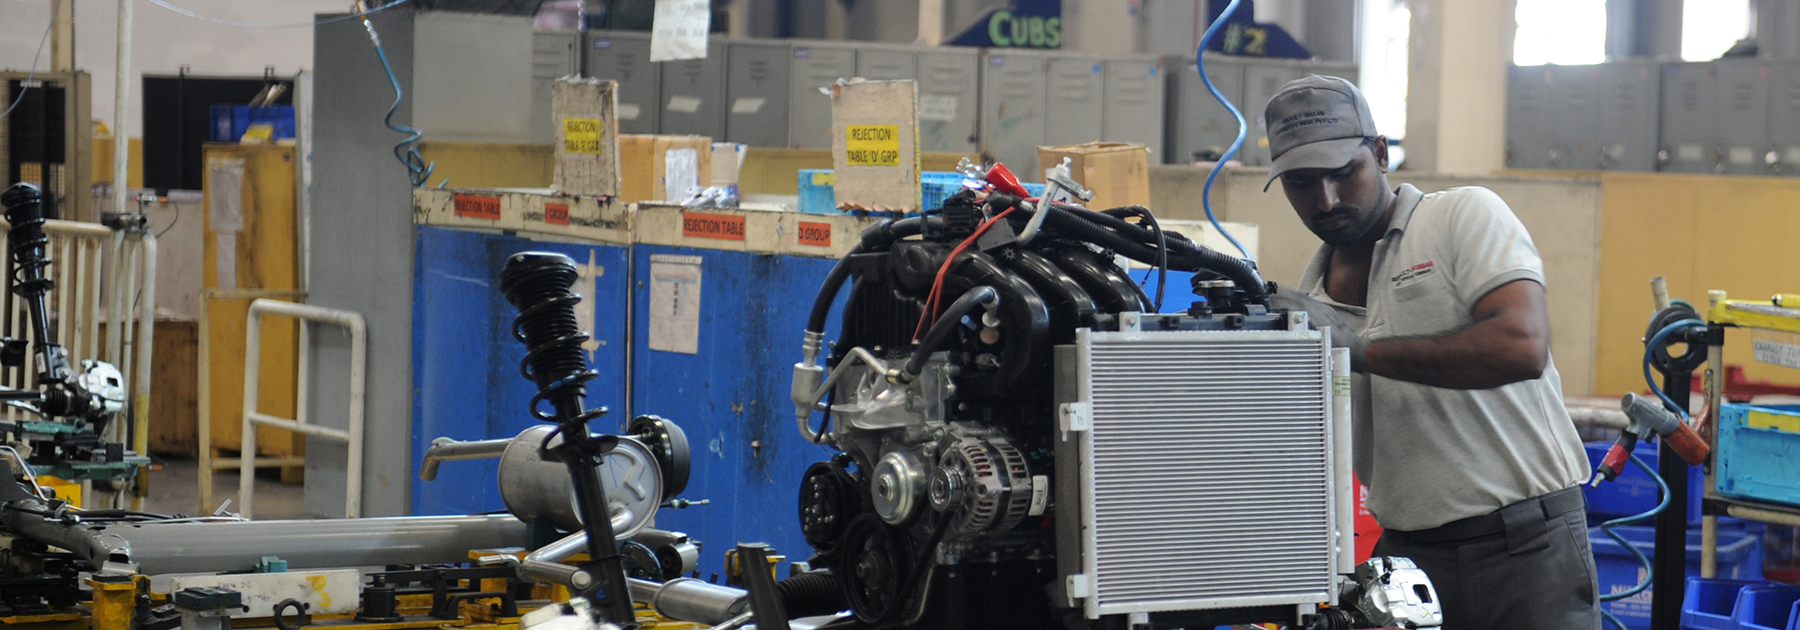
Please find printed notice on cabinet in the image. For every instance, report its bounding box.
[648,254,703,354]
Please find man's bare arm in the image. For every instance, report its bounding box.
[1363,279,1551,389]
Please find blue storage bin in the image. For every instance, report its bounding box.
[1734,584,1800,630]
[797,170,835,214]
[1681,576,1759,630]
[207,105,297,143]
[1592,525,1762,628]
[1718,404,1800,508]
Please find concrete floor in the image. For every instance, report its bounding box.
[139,457,312,519]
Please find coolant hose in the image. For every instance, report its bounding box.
[1038,206,1267,304]
[904,285,999,379]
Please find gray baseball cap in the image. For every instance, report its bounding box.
[1262,75,1379,190]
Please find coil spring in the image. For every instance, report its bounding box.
[498,252,596,421]
[0,183,54,297]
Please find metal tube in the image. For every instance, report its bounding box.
[113,515,530,575]
[419,437,512,481]
[131,233,155,511]
[112,0,132,221]
[1330,347,1354,577]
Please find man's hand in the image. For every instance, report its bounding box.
[1271,289,1367,370]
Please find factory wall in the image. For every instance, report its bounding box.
[1593,172,1800,398]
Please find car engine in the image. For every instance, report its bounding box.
[786,165,1403,629]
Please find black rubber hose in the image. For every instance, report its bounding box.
[1039,205,1268,304]
[804,217,934,335]
[904,285,998,378]
[776,573,847,619]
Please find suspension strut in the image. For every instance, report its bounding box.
[498,251,636,627]
[0,183,81,416]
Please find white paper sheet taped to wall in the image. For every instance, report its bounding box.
[650,0,710,62]
[648,254,703,354]
[208,157,246,289]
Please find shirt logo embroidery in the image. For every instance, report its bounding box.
[1390,260,1437,289]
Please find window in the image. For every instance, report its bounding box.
[1682,0,1751,61]
[1513,0,1607,66]
[1359,0,1410,146]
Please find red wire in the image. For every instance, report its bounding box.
[912,207,1017,341]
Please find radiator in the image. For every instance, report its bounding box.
[1056,320,1348,619]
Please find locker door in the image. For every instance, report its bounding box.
[586,31,660,135]
[788,42,858,148]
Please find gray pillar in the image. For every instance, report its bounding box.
[1756,0,1800,58]
[1304,0,1358,62]
[1609,0,1683,59]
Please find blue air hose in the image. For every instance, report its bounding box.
[1196,0,1253,262]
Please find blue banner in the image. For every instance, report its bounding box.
[946,0,1063,49]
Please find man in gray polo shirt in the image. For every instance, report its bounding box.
[1260,75,1598,629]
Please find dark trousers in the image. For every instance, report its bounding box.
[1374,488,1602,630]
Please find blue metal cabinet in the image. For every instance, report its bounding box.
[631,245,847,579]
[411,226,631,516]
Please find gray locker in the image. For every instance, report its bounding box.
[1768,60,1800,175]
[587,31,659,135]
[659,36,727,138]
[1241,58,1305,165]
[856,44,917,81]
[1596,61,1661,172]
[531,30,580,145]
[1102,55,1164,157]
[1548,64,1601,170]
[918,48,980,154]
[981,50,1049,171]
[725,38,790,147]
[1715,58,1770,175]
[1505,65,1553,169]
[788,41,857,148]
[1045,55,1104,147]
[1164,55,1245,165]
[1659,62,1717,173]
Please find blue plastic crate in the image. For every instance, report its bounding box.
[1682,576,1760,630]
[1592,525,1762,629]
[796,170,836,214]
[208,105,297,143]
[1734,584,1800,630]
[1718,404,1800,508]
[1584,441,1706,524]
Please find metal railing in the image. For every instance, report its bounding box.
[0,218,157,510]
[237,299,365,519]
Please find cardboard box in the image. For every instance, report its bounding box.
[1036,142,1151,211]
[552,78,621,197]
[711,142,746,185]
[619,135,713,204]
[414,188,631,244]
[831,80,920,213]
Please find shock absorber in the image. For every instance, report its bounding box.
[1,183,68,384]
[498,251,636,627]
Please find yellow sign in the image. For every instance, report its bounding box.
[563,118,605,155]
[845,125,900,166]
